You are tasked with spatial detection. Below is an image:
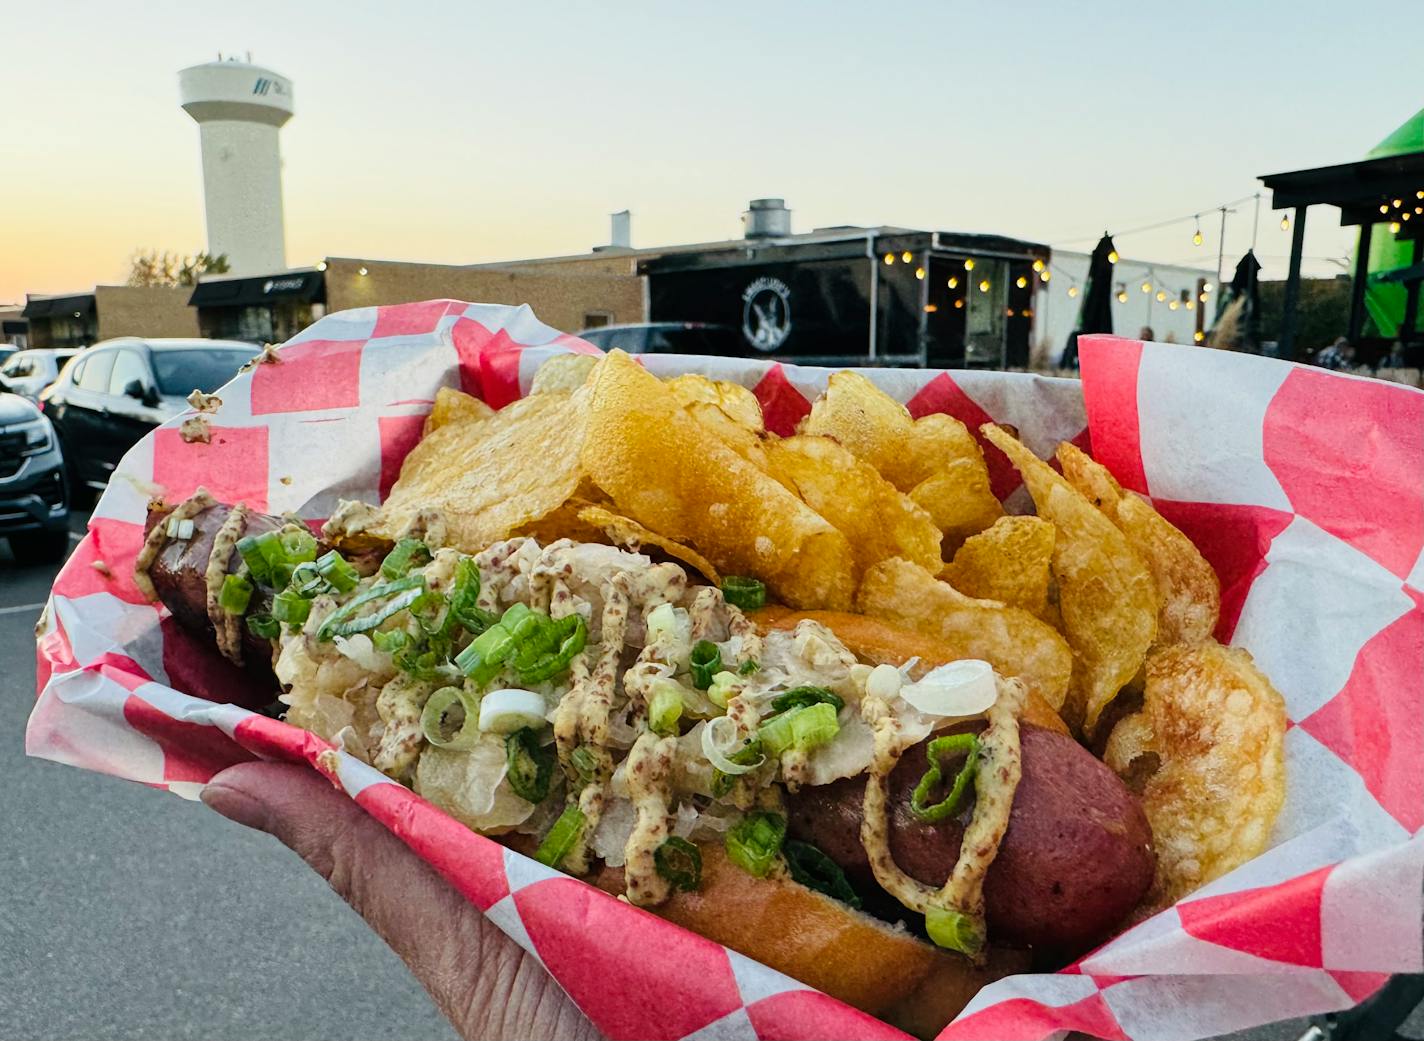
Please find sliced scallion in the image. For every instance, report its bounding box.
[419,685,481,750]
[534,805,585,868]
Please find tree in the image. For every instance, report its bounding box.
[127,249,230,287]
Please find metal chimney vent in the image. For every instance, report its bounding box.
[743,198,791,239]
[609,210,631,249]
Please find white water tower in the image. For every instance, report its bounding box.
[179,56,294,275]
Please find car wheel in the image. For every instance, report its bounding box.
[8,529,71,564]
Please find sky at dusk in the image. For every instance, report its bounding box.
[2,0,1417,304]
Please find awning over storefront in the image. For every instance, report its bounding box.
[23,293,96,318]
[188,269,325,308]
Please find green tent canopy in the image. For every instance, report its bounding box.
[1363,107,1424,337]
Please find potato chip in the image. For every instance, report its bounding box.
[942,515,1055,620]
[515,487,614,545]
[581,351,856,610]
[800,372,1002,544]
[763,435,942,577]
[667,373,765,431]
[856,558,1072,710]
[683,401,771,470]
[1056,443,1220,647]
[983,425,1156,734]
[576,505,723,583]
[379,389,589,551]
[530,353,598,395]
[1104,642,1287,908]
[425,386,494,434]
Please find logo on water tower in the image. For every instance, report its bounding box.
[741,277,792,352]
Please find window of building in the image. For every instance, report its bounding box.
[581,311,613,330]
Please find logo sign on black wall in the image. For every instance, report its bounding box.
[742,277,792,351]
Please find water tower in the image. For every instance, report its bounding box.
[179,56,294,275]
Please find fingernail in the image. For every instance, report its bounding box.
[201,780,273,833]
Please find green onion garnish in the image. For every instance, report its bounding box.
[271,588,311,626]
[288,561,323,598]
[505,727,554,803]
[419,685,481,751]
[315,550,359,594]
[769,685,844,715]
[315,573,425,641]
[570,744,600,782]
[784,840,861,909]
[246,612,279,640]
[758,702,840,758]
[654,836,702,891]
[371,628,409,654]
[710,738,763,798]
[690,640,721,690]
[279,527,318,564]
[447,556,495,633]
[707,671,739,709]
[648,681,684,736]
[738,659,760,676]
[514,614,587,685]
[908,733,980,824]
[236,533,273,584]
[218,573,253,615]
[721,576,766,611]
[535,805,586,868]
[380,538,431,580]
[925,906,986,957]
[725,811,785,878]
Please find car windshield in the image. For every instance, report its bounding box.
[150,348,256,396]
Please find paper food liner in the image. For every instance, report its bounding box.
[27,300,1424,1041]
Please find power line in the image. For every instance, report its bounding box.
[1049,193,1261,247]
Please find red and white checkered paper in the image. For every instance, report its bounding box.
[27,302,1424,1041]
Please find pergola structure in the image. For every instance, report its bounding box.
[1259,151,1424,358]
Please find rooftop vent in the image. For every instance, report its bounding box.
[743,198,791,239]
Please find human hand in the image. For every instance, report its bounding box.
[201,761,601,1041]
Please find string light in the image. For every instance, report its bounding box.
[1405,212,1413,222]
[1141,280,1152,293]
[902,251,913,263]
[1280,214,1289,231]
[1039,270,1051,283]
[1194,331,1205,343]
[924,304,938,313]
[1393,199,1403,208]
[884,252,895,264]
[1202,282,1213,293]
[954,299,964,309]
[964,258,976,271]
[1006,308,1016,317]
[1107,250,1119,264]
[1192,215,1203,246]
[978,279,991,292]
[358,266,369,276]
[1068,285,1079,298]
[1169,300,1179,310]
[1116,289,1128,303]
[1381,204,1390,215]
[1185,299,1195,310]
[1032,259,1045,272]
[1391,221,1402,233]
[1015,276,1028,288]
[915,266,925,280]
[1417,191,1424,200]
[1156,290,1167,302]
[947,276,959,289]
[316,261,328,272]
[1199,292,1208,302]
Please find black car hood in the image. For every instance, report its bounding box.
[0,392,42,426]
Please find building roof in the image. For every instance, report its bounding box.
[23,293,96,318]
[1260,151,1424,229]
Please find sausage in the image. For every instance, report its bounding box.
[785,723,1155,956]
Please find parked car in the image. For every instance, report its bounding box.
[576,322,745,355]
[0,391,69,560]
[42,337,258,497]
[0,347,81,399]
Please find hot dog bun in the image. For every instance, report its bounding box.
[590,845,1029,1037]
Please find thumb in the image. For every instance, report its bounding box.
[202,761,599,1041]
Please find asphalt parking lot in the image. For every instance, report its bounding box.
[3,506,1417,1041]
[0,507,458,1041]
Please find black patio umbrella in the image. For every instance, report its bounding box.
[1061,233,1117,368]
[1215,249,1262,352]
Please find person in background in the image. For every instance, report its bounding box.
[1378,340,1406,370]
[1138,326,1155,341]
[1315,336,1355,370]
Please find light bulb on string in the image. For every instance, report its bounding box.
[1185,299,1195,310]
[1192,215,1203,246]
[964,258,975,271]
[1015,275,1028,288]
[954,299,964,309]
[1068,285,1079,298]
[901,251,912,263]
[1169,300,1179,310]
[1202,282,1213,293]
[1032,259,1045,272]
[947,276,958,289]
[1381,204,1391,215]
[1040,270,1051,282]
[1280,214,1290,231]
[1141,281,1152,293]
[978,279,991,293]
[1417,190,1423,200]
[1199,292,1208,302]
[883,252,895,265]
[1394,199,1403,208]
[1107,249,1119,264]
[1391,222,1402,233]
[1405,212,1413,222]
[1116,290,1128,303]
[1194,331,1205,343]
[915,266,925,280]
[1156,290,1167,302]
